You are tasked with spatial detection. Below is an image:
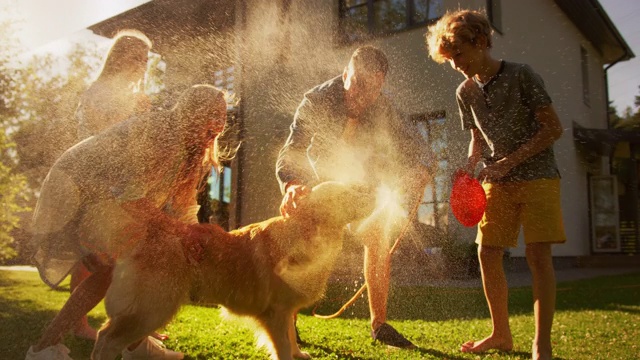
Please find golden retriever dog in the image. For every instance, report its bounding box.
[91,181,376,360]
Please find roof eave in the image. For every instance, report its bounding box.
[554,0,634,64]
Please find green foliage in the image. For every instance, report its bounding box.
[0,132,30,262]
[1,269,639,359]
[0,18,31,263]
[611,85,640,130]
[0,16,104,262]
[10,43,101,192]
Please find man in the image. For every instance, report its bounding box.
[276,45,433,348]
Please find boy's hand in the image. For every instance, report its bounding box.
[452,168,472,182]
[479,158,513,181]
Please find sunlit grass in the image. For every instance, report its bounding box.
[1,269,638,359]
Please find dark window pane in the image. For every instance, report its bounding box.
[343,4,369,41]
[373,0,407,33]
[488,0,502,32]
[345,0,368,6]
[412,0,444,23]
[428,0,444,19]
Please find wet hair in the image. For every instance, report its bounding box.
[172,84,224,120]
[425,9,493,64]
[351,45,389,76]
[98,29,152,77]
[172,84,238,173]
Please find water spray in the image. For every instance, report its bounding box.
[312,170,430,319]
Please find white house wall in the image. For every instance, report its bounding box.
[236,0,613,257]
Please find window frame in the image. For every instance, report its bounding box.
[411,110,449,233]
[487,0,503,34]
[581,45,591,107]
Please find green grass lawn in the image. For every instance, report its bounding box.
[1,269,638,359]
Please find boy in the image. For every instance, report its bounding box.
[426,10,566,360]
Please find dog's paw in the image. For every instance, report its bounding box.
[293,350,311,359]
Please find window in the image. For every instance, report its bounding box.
[199,165,233,230]
[412,111,449,232]
[487,0,502,33]
[339,0,444,42]
[581,46,590,106]
[213,65,237,110]
[197,65,239,230]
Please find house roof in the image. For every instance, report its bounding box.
[87,0,236,56]
[87,0,634,65]
[554,0,634,64]
[573,122,640,157]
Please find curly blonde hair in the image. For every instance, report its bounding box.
[425,10,493,64]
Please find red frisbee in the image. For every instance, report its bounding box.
[450,171,487,227]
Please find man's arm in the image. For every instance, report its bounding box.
[275,96,318,195]
[276,96,324,216]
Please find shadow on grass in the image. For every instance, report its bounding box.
[414,346,468,359]
[306,272,640,323]
[304,342,367,360]
[0,272,102,360]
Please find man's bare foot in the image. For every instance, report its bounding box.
[532,342,552,360]
[73,322,97,341]
[460,335,513,353]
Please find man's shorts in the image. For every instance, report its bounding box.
[476,178,566,248]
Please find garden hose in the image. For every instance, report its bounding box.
[312,173,429,319]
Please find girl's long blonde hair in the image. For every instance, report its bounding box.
[97,29,152,78]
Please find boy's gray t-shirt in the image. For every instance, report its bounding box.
[457,60,560,183]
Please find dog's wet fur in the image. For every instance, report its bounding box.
[91,181,376,360]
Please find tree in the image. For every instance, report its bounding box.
[0,18,31,263]
[1,30,166,263]
[11,43,101,191]
[608,101,621,128]
[614,85,640,130]
[0,130,30,262]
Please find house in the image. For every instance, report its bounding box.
[88,0,637,262]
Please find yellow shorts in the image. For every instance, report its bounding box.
[476,178,566,248]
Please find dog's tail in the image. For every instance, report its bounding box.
[312,174,427,319]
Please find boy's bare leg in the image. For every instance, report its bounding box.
[461,245,513,353]
[70,264,98,340]
[33,265,112,351]
[364,242,391,330]
[526,243,555,360]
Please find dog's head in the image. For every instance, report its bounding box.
[296,181,376,228]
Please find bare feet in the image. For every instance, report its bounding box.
[460,335,513,353]
[532,342,552,360]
